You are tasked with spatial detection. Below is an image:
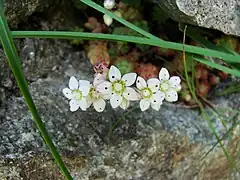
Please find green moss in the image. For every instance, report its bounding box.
[114,58,134,74]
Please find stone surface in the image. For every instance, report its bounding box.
[3,0,60,27]
[154,0,240,36]
[0,38,239,179]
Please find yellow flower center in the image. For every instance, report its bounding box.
[141,87,152,99]
[112,80,126,94]
[72,90,82,100]
[89,88,101,100]
[160,81,169,91]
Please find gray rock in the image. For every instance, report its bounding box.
[3,0,60,27]
[154,0,240,36]
[0,38,239,179]
[1,38,239,157]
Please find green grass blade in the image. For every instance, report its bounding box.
[182,27,235,169]
[11,30,240,63]
[183,25,230,52]
[80,0,161,41]
[182,25,240,58]
[193,57,240,77]
[0,7,73,180]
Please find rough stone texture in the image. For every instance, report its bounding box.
[0,38,240,179]
[3,0,61,27]
[0,132,239,179]
[154,0,240,36]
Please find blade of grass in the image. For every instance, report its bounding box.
[193,57,240,77]
[11,30,240,63]
[0,5,73,180]
[201,113,240,161]
[180,25,235,54]
[216,83,240,96]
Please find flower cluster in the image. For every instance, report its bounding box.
[63,65,181,112]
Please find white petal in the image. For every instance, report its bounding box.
[69,99,80,112]
[79,80,91,96]
[136,76,147,90]
[156,91,165,101]
[69,76,78,90]
[140,99,151,111]
[123,87,139,101]
[122,73,137,86]
[78,98,88,111]
[120,98,130,110]
[62,88,73,99]
[93,73,105,87]
[96,81,112,95]
[109,65,121,82]
[150,93,161,104]
[151,102,162,111]
[93,98,106,112]
[165,89,178,102]
[175,84,182,92]
[110,94,123,108]
[147,78,160,92]
[159,68,170,81]
[169,76,181,88]
[86,98,93,108]
[103,93,111,100]
[150,91,165,105]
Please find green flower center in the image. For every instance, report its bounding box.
[89,88,101,100]
[141,87,152,99]
[112,80,126,94]
[160,81,169,92]
[72,90,82,100]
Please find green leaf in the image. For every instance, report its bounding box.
[0,7,73,180]
[193,57,240,77]
[12,30,240,63]
[182,25,239,56]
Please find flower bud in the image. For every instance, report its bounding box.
[104,0,115,10]
[103,14,113,26]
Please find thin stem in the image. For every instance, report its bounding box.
[108,106,139,136]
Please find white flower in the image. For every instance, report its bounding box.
[104,0,115,10]
[86,85,107,113]
[97,65,139,109]
[103,14,113,26]
[62,76,91,112]
[158,67,181,102]
[136,76,165,111]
